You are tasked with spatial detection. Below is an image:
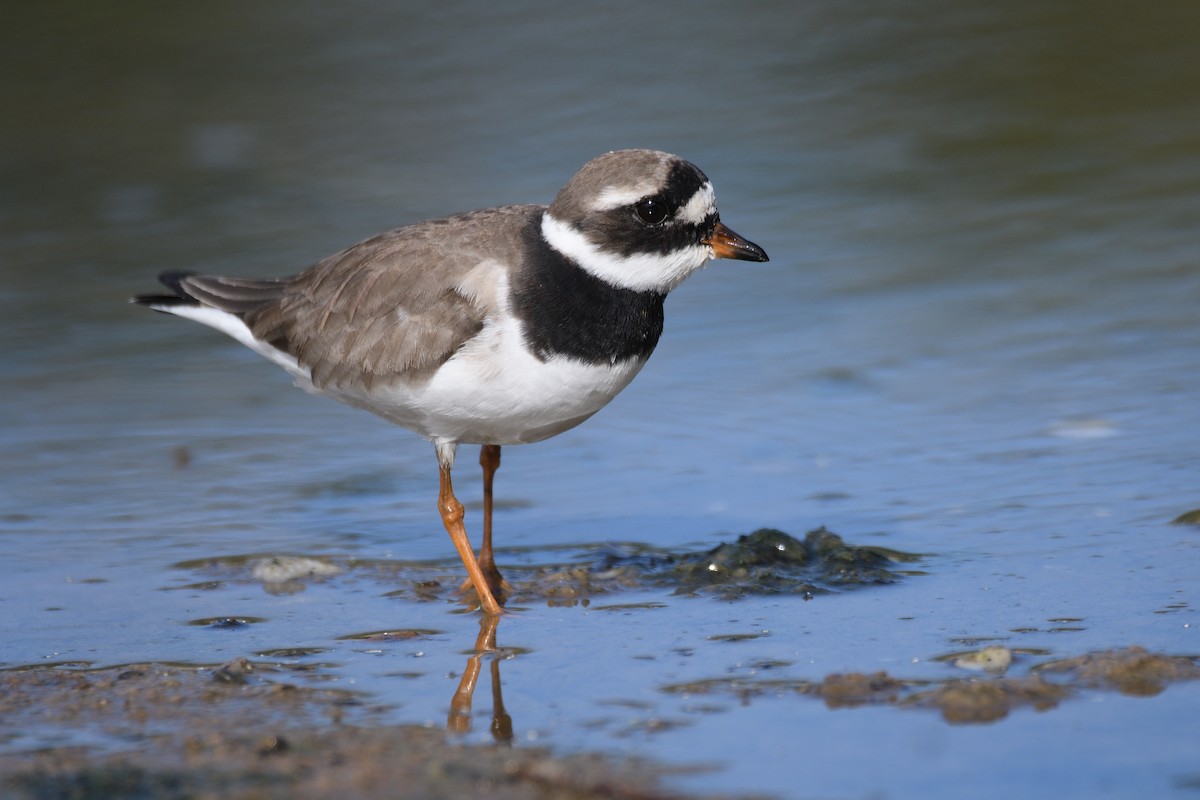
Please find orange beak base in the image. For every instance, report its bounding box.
[706,221,769,262]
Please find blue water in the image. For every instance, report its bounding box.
[2,2,1199,797]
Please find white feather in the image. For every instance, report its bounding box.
[326,272,648,445]
[590,183,658,211]
[148,277,647,448]
[540,213,711,294]
[146,302,307,379]
[677,182,716,225]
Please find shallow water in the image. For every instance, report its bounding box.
[3,2,1199,797]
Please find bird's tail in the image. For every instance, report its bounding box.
[132,271,290,315]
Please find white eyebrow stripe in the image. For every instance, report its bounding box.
[590,181,717,225]
[590,184,658,211]
[677,182,716,225]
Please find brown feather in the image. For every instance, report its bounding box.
[237,205,540,390]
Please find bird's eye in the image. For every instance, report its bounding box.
[634,197,669,225]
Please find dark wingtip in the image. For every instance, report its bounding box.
[131,271,200,308]
[157,271,198,292]
[130,293,195,308]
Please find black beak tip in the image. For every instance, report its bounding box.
[731,239,769,263]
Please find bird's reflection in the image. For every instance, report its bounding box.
[447,614,513,743]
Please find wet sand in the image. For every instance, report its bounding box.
[0,660,705,800]
[3,644,1196,799]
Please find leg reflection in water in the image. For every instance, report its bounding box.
[448,614,513,744]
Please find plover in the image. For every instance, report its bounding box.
[134,149,768,615]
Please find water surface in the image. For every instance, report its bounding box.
[2,2,1198,797]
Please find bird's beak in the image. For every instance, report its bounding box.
[705,221,769,262]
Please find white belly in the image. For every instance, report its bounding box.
[322,313,649,445]
[156,274,650,446]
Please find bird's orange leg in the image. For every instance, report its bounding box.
[477,444,511,600]
[458,444,511,603]
[438,462,503,616]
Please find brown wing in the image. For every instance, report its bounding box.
[239,204,541,391]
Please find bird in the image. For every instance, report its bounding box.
[133,149,768,616]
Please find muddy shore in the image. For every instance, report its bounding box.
[4,643,1196,799]
[0,660,709,800]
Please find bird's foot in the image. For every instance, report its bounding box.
[459,563,512,609]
